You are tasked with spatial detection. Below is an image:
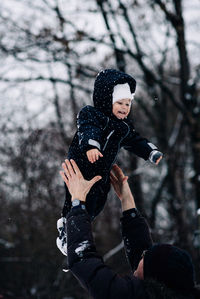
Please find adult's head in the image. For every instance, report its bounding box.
[135,244,196,294]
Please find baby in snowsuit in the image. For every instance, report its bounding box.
[57,69,163,255]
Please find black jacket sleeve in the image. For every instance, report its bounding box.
[121,209,153,272]
[67,207,143,299]
[77,106,108,153]
[121,124,158,160]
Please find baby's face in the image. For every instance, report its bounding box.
[112,98,131,119]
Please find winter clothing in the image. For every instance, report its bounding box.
[66,206,197,299]
[149,151,162,164]
[143,244,195,293]
[56,217,67,256]
[112,82,134,104]
[67,207,151,299]
[63,69,163,219]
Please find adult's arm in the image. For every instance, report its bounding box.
[67,207,141,299]
[60,160,143,299]
[110,165,153,272]
[121,210,153,272]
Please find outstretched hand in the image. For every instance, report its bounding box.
[110,164,128,200]
[60,159,102,202]
[110,164,136,211]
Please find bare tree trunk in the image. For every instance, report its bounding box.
[167,150,192,250]
[96,0,126,71]
[190,121,200,211]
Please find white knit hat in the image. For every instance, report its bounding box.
[112,83,135,104]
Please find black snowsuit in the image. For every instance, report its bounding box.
[67,207,196,299]
[63,69,159,218]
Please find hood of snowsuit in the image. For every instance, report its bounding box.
[93,69,136,117]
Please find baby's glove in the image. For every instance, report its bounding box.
[56,217,68,256]
[149,150,163,165]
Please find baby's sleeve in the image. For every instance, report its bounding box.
[121,127,158,161]
[77,106,105,153]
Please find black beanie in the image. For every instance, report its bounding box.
[143,244,195,292]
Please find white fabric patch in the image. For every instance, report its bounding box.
[147,142,157,150]
[75,240,90,257]
[56,217,68,256]
[56,237,68,256]
[112,83,134,104]
[88,139,101,150]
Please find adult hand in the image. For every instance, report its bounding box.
[86,149,103,163]
[110,164,128,200]
[110,164,136,211]
[60,159,102,202]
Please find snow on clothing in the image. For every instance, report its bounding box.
[67,206,195,299]
[67,207,151,299]
[63,69,161,219]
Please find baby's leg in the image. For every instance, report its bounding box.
[62,183,72,217]
[56,185,71,257]
[57,180,110,257]
[86,181,111,220]
[56,217,67,256]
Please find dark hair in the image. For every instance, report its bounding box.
[143,244,195,292]
[193,285,200,299]
[144,279,199,299]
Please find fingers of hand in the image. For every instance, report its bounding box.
[62,161,71,178]
[87,150,95,163]
[112,164,124,180]
[87,154,92,163]
[90,175,102,186]
[65,159,75,176]
[62,159,77,179]
[110,171,118,183]
[122,176,128,183]
[88,149,103,163]
[99,151,103,157]
[95,150,103,161]
[70,159,82,177]
[95,152,99,162]
[91,152,96,163]
[60,171,69,186]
